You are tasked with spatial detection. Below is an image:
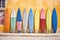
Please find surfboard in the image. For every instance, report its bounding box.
[40,8,46,33]
[46,8,52,33]
[11,8,16,33]
[5,8,10,32]
[35,9,40,33]
[52,8,57,33]
[28,8,34,33]
[23,8,28,33]
[16,8,22,33]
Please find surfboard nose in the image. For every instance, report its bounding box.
[17,8,22,21]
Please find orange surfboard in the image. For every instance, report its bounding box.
[4,8,11,32]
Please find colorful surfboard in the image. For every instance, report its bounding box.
[40,8,46,33]
[52,8,57,33]
[11,8,16,33]
[46,8,52,33]
[23,8,28,33]
[17,8,22,33]
[28,8,34,33]
[35,9,40,33]
[5,8,10,32]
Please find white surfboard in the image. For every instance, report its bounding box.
[23,8,28,33]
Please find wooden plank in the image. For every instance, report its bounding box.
[0,33,60,37]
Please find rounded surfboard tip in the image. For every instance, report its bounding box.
[17,8,22,21]
[40,8,45,19]
[11,8,16,17]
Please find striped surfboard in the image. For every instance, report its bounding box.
[11,8,16,33]
[16,8,22,33]
[40,8,46,33]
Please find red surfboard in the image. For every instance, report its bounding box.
[40,8,46,33]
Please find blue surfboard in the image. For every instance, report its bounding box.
[28,8,34,33]
[16,8,22,33]
[52,8,57,33]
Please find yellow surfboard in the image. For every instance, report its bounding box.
[34,9,40,33]
[46,8,52,33]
